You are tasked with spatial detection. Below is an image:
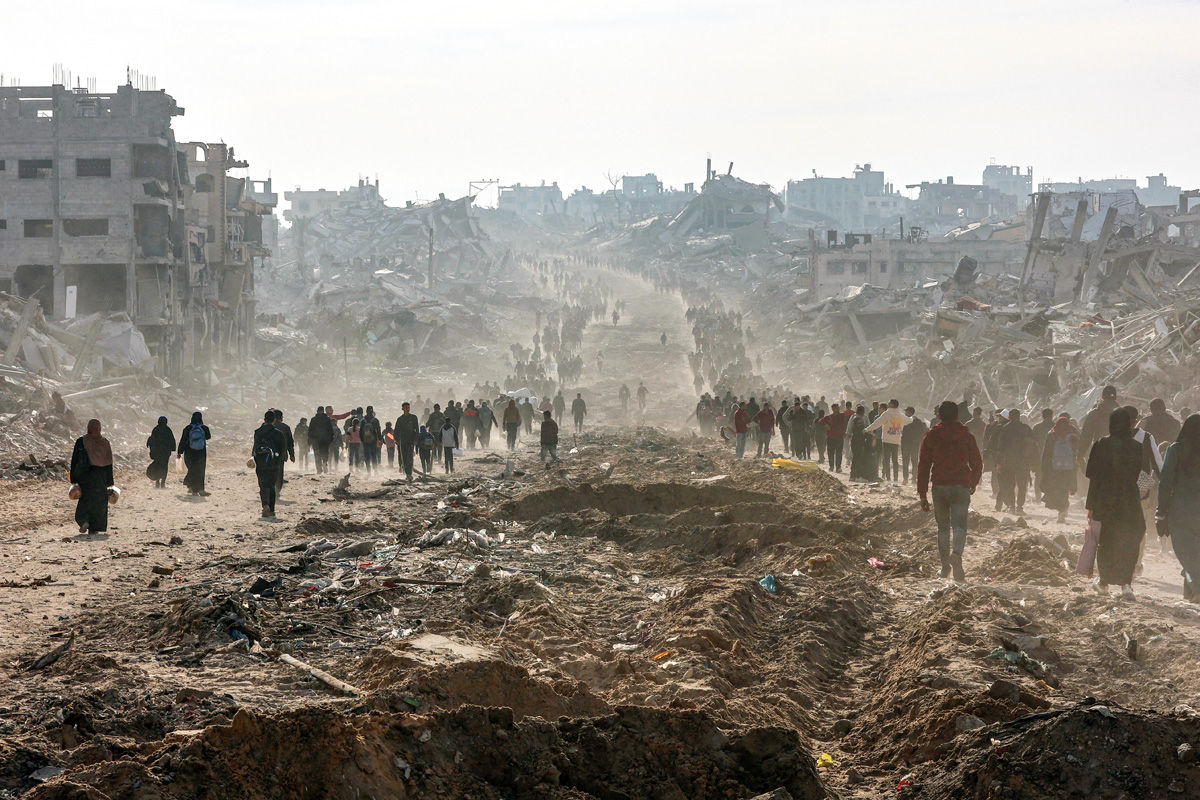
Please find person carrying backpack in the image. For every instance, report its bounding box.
[417,425,434,474]
[177,411,211,496]
[253,410,288,518]
[359,406,382,473]
[1040,414,1079,523]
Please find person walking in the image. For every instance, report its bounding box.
[477,401,495,448]
[636,382,648,412]
[273,410,295,495]
[359,406,382,473]
[619,384,631,413]
[70,419,115,535]
[307,407,334,474]
[1030,408,1055,496]
[732,401,750,459]
[995,409,1036,514]
[395,402,420,484]
[754,401,775,458]
[540,409,562,465]
[426,404,447,464]
[571,393,587,433]
[1040,414,1078,523]
[865,399,906,482]
[1085,408,1145,597]
[900,407,927,485]
[346,419,362,473]
[417,425,434,474]
[383,422,397,468]
[252,410,288,519]
[553,392,566,422]
[819,403,849,473]
[918,400,984,582]
[145,416,175,488]
[177,412,211,496]
[503,399,521,450]
[294,417,310,473]
[1158,415,1200,599]
[440,417,459,474]
[847,405,878,481]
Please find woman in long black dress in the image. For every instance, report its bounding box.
[70,419,114,534]
[1086,408,1145,597]
[177,411,212,496]
[146,416,176,488]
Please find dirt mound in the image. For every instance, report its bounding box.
[917,703,1200,799]
[978,534,1075,586]
[359,656,612,719]
[499,481,774,520]
[27,706,829,800]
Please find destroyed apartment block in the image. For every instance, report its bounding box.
[0,82,277,378]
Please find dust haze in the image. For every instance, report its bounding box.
[3,4,1200,800]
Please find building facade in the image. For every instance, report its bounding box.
[785,164,907,233]
[0,83,187,371]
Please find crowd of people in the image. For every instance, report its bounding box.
[689,383,1198,599]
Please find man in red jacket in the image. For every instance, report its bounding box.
[753,401,775,458]
[732,402,750,459]
[819,403,849,472]
[918,400,984,582]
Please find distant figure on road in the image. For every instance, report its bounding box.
[619,384,631,413]
[540,410,562,465]
[71,419,114,534]
[253,410,287,519]
[177,411,212,496]
[571,392,587,433]
[146,416,175,489]
[636,382,648,412]
[612,310,619,326]
[660,331,668,347]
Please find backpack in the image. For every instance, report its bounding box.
[1051,437,1074,471]
[253,442,277,469]
[189,425,206,451]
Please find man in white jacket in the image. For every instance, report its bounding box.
[865,399,908,483]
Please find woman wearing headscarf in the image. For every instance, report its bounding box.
[70,419,114,534]
[145,416,176,488]
[1040,414,1078,523]
[177,411,212,496]
[1085,408,1145,596]
[1157,415,1200,600]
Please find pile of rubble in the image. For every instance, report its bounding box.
[0,293,199,467]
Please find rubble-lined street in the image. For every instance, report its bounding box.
[7,5,1200,797]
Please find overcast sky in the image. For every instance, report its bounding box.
[6,0,1199,209]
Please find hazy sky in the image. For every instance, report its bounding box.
[6,0,1199,210]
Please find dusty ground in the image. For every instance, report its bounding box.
[3,266,1200,800]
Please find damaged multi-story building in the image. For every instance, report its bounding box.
[0,83,188,372]
[784,163,908,233]
[0,82,275,376]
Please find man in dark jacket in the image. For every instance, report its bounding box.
[995,409,1036,514]
[571,393,587,433]
[395,402,420,483]
[426,404,447,463]
[307,406,334,474]
[272,409,295,495]
[1030,408,1055,495]
[253,411,288,518]
[918,400,984,581]
[539,410,561,465]
[900,407,927,485]
[476,401,496,448]
[1140,398,1181,452]
[359,406,382,474]
[502,399,522,450]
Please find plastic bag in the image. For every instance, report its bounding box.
[68,483,82,500]
[453,448,464,456]
[1076,518,1100,578]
